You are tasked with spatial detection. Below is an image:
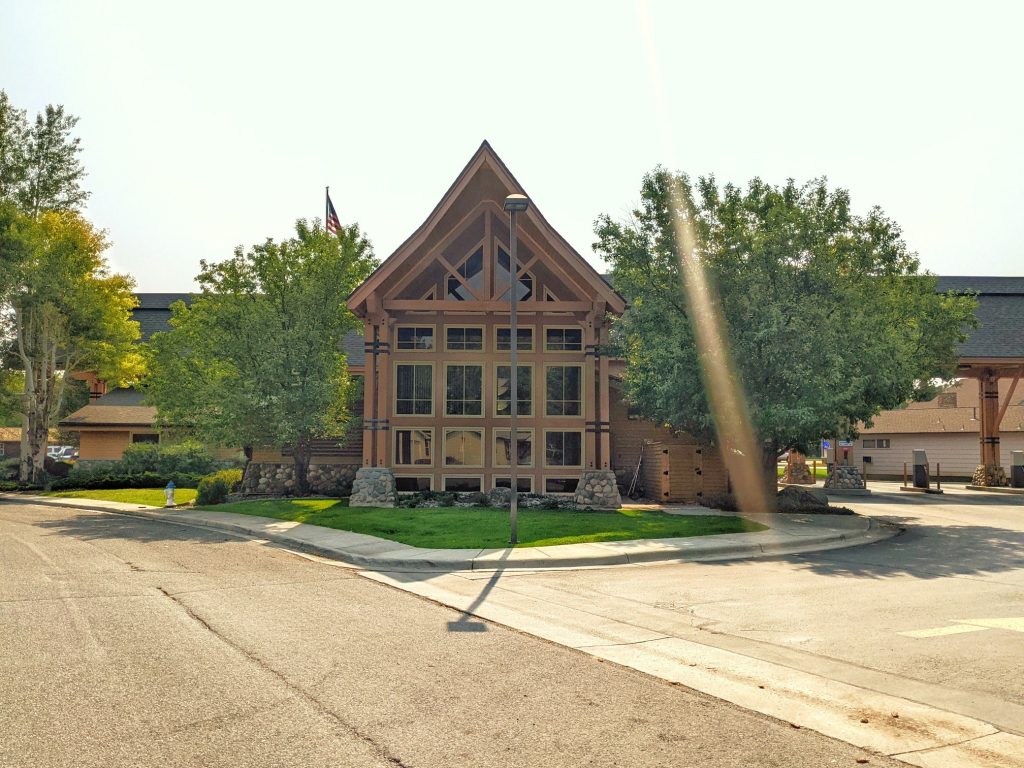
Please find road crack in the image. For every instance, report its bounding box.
[154,586,414,768]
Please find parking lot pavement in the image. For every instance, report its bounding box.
[366,486,1024,766]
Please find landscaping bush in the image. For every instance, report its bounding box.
[196,468,244,506]
[50,467,203,491]
[43,458,73,479]
[119,441,223,477]
[0,479,44,492]
[1,457,18,481]
[698,492,738,512]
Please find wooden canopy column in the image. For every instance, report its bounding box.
[361,318,376,468]
[583,311,597,469]
[979,370,1001,468]
[593,302,612,469]
[362,294,391,469]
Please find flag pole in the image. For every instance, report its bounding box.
[325,185,329,229]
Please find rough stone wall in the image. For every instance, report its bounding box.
[780,452,814,485]
[972,463,1008,487]
[824,464,866,490]
[573,469,623,510]
[240,462,357,496]
[349,467,398,507]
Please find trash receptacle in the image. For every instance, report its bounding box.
[1012,451,1024,489]
[913,449,930,489]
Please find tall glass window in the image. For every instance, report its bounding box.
[395,364,433,415]
[444,429,484,466]
[446,365,483,416]
[496,365,532,416]
[545,431,583,467]
[545,365,582,416]
[394,429,432,466]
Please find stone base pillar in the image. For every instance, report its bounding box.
[350,467,398,507]
[824,465,865,490]
[573,470,622,510]
[972,464,1008,487]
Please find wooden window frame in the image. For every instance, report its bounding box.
[543,429,585,469]
[394,475,434,492]
[394,362,435,416]
[543,476,581,494]
[393,427,434,467]
[493,427,535,469]
[494,325,535,352]
[444,363,485,418]
[443,475,484,493]
[494,362,533,417]
[443,427,485,468]
[395,325,436,352]
[444,324,486,352]
[543,364,584,418]
[543,325,584,352]
[493,476,534,493]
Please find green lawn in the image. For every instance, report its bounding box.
[778,463,828,479]
[199,498,767,549]
[43,488,199,507]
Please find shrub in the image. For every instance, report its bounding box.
[1,457,18,481]
[119,441,222,477]
[698,492,738,512]
[50,469,203,491]
[196,468,244,506]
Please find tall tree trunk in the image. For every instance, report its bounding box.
[16,303,68,485]
[292,434,312,497]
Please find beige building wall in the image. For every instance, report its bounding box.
[79,430,133,461]
[848,432,1024,479]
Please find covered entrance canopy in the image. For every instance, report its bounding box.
[939,277,1024,484]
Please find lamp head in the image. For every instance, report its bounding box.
[503,193,530,213]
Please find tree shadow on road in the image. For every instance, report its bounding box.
[30,509,240,546]
[706,516,1024,580]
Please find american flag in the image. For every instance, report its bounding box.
[326,192,341,235]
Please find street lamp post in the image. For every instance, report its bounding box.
[504,193,529,546]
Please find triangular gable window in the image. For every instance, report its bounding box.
[446,247,484,301]
[496,246,533,302]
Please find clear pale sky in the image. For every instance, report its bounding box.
[3,1,1021,290]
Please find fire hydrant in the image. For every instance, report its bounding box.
[164,481,176,508]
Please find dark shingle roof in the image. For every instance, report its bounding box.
[343,330,365,366]
[94,387,147,406]
[938,276,1024,359]
[132,293,193,340]
[937,276,1024,295]
[131,293,367,365]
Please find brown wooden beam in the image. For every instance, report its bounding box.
[994,366,1024,431]
[383,299,592,312]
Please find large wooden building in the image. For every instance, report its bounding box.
[345,141,727,502]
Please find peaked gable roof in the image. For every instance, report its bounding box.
[348,141,624,315]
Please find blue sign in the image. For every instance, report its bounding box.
[821,440,832,450]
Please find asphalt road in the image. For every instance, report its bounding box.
[0,502,899,768]
[488,485,1024,735]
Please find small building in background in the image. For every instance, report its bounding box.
[849,374,1024,480]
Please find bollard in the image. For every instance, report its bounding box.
[936,463,941,491]
[903,462,908,489]
[164,481,176,508]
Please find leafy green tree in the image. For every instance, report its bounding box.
[0,91,88,216]
[5,210,142,482]
[146,220,377,495]
[595,170,977,493]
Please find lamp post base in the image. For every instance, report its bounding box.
[350,467,398,507]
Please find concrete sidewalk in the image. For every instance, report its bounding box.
[0,493,897,571]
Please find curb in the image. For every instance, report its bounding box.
[0,494,899,572]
